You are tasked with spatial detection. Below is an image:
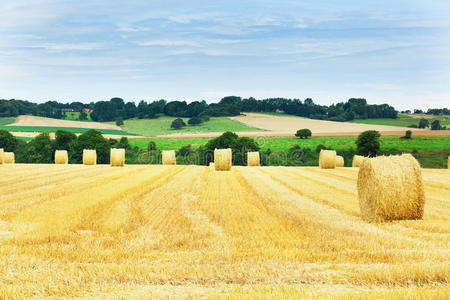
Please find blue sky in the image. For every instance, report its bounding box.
[0,0,449,110]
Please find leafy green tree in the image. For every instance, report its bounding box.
[53,130,77,151]
[117,137,130,149]
[356,130,381,157]
[22,133,53,163]
[418,118,429,128]
[431,120,441,130]
[70,129,111,164]
[148,141,156,151]
[295,128,312,139]
[115,117,124,126]
[188,117,202,125]
[79,111,88,120]
[171,118,186,130]
[0,129,17,152]
[402,130,412,139]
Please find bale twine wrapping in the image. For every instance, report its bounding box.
[110,149,125,167]
[335,155,344,167]
[247,152,260,166]
[3,152,14,164]
[162,150,176,165]
[319,150,336,169]
[214,148,232,171]
[352,155,364,167]
[83,149,97,165]
[0,148,3,164]
[54,150,68,164]
[357,154,425,222]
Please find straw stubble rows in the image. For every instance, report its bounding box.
[0,164,448,298]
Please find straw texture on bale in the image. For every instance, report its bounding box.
[357,154,425,222]
[214,148,232,171]
[335,155,344,167]
[3,152,14,164]
[162,150,176,165]
[0,148,3,164]
[247,152,260,166]
[209,162,215,168]
[319,150,336,169]
[54,150,68,164]
[352,155,364,167]
[110,149,125,167]
[83,149,97,165]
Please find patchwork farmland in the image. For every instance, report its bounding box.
[0,164,448,298]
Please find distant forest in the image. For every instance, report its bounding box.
[0,96,448,122]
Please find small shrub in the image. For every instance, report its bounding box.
[171,118,186,130]
[115,117,124,126]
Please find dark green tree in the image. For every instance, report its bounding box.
[431,120,441,130]
[22,133,53,163]
[402,130,412,139]
[356,130,381,157]
[79,111,88,120]
[117,137,130,149]
[148,141,157,151]
[0,129,18,152]
[188,117,202,125]
[115,117,124,126]
[70,129,111,164]
[171,118,186,130]
[295,128,312,139]
[53,130,77,151]
[418,118,429,128]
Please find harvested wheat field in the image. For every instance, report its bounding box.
[0,164,449,299]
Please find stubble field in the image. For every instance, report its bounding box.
[0,164,448,299]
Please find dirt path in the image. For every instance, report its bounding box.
[8,115,121,130]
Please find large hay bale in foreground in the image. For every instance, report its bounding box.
[319,150,336,169]
[214,148,232,171]
[3,152,14,164]
[83,149,97,165]
[247,152,260,166]
[54,150,68,164]
[162,150,176,165]
[352,155,364,167]
[0,148,3,164]
[110,149,125,167]
[357,154,425,222]
[335,155,344,167]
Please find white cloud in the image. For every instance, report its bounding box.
[117,24,150,32]
[27,43,104,52]
[137,40,201,47]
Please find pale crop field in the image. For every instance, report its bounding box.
[0,164,448,299]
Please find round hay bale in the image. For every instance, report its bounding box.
[3,152,14,164]
[335,155,344,167]
[162,150,176,165]
[110,149,125,167]
[357,154,425,222]
[0,148,3,164]
[214,148,232,171]
[352,155,364,167]
[247,152,260,166]
[319,150,336,169]
[54,150,68,164]
[83,149,97,165]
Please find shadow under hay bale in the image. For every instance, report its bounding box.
[214,148,232,171]
[162,150,176,165]
[83,149,97,165]
[3,152,14,164]
[352,155,364,167]
[357,154,425,222]
[110,149,125,167]
[247,152,260,166]
[55,150,68,164]
[319,150,336,169]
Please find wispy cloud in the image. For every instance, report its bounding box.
[117,24,150,32]
[137,40,201,47]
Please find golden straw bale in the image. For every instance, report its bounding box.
[214,148,232,171]
[54,150,68,164]
[352,155,364,167]
[319,150,336,169]
[209,162,215,168]
[335,155,344,167]
[247,152,260,166]
[0,148,3,164]
[110,149,125,167]
[357,154,425,222]
[3,152,14,164]
[83,149,97,165]
[162,150,176,165]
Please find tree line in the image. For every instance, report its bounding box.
[0,96,405,122]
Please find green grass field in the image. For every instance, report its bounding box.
[129,136,450,151]
[0,118,16,125]
[351,114,450,127]
[0,125,136,136]
[63,111,92,121]
[115,116,263,136]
